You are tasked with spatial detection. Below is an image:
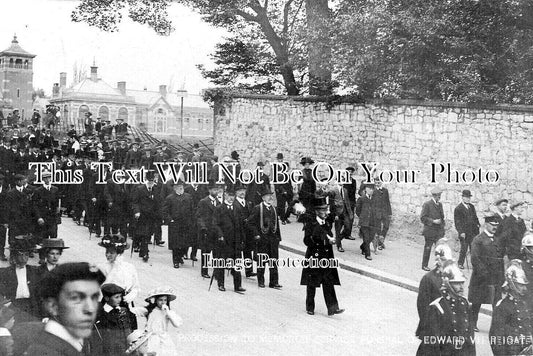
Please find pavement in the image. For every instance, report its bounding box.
[0,216,495,355]
[277,217,493,316]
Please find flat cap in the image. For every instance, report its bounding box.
[101,283,125,297]
[431,187,443,195]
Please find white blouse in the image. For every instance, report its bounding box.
[98,255,140,304]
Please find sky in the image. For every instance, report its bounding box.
[0,0,227,96]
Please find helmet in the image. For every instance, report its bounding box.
[292,202,306,215]
[441,262,466,283]
[434,244,453,261]
[505,260,529,285]
[522,234,533,252]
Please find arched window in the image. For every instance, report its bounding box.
[98,105,109,121]
[155,108,167,133]
[118,107,128,122]
[79,105,89,119]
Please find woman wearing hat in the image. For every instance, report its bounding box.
[142,286,182,356]
[98,235,140,313]
[37,239,69,277]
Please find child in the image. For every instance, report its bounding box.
[0,307,15,356]
[143,286,182,356]
[95,283,137,356]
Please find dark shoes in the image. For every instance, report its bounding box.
[0,255,6,262]
[156,241,165,246]
[269,284,282,289]
[345,236,356,240]
[378,243,385,250]
[337,247,345,252]
[365,256,372,260]
[246,272,257,278]
[201,273,210,278]
[218,286,226,292]
[142,255,149,262]
[422,266,430,271]
[306,311,314,315]
[473,326,479,332]
[174,263,180,268]
[458,265,464,270]
[281,221,286,225]
[235,287,246,294]
[258,283,266,288]
[328,309,345,316]
[190,256,198,262]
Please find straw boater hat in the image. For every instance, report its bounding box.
[145,286,177,302]
[41,239,69,251]
[125,330,152,354]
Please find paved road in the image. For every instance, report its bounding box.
[1,218,493,355]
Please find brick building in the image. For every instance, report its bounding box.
[0,35,36,121]
[49,65,213,137]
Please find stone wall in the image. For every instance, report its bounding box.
[213,94,533,226]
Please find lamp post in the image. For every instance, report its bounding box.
[176,90,187,139]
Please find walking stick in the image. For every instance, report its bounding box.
[208,272,215,291]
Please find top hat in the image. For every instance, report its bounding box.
[312,196,329,210]
[41,239,69,250]
[461,189,472,197]
[276,153,284,159]
[300,157,314,165]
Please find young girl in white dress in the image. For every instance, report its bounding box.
[143,286,182,356]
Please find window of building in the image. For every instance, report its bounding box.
[155,108,167,133]
[98,105,109,121]
[15,59,22,69]
[198,118,203,130]
[24,60,28,69]
[17,89,20,98]
[9,59,13,68]
[118,107,128,122]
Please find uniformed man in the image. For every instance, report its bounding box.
[274,153,293,225]
[520,234,533,316]
[162,180,194,268]
[415,244,453,339]
[416,262,475,356]
[454,190,480,269]
[300,196,344,316]
[247,188,282,289]
[420,187,446,271]
[489,260,532,356]
[469,215,504,331]
[213,188,246,293]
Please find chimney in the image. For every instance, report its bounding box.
[90,65,98,81]
[159,85,167,97]
[59,72,67,88]
[52,83,59,97]
[117,81,126,95]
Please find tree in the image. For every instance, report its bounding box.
[333,0,533,104]
[32,88,45,101]
[305,0,332,95]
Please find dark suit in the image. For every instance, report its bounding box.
[131,185,161,259]
[499,214,527,260]
[420,199,445,268]
[0,185,8,257]
[22,327,83,356]
[185,185,208,259]
[373,187,392,240]
[416,269,443,338]
[6,186,34,240]
[355,193,376,257]
[162,192,194,264]
[234,198,255,276]
[453,202,480,266]
[196,196,220,276]
[33,185,60,241]
[124,149,142,169]
[300,218,341,313]
[274,162,293,221]
[104,179,129,235]
[469,231,504,327]
[0,265,40,323]
[331,186,354,248]
[213,203,244,289]
[247,203,281,286]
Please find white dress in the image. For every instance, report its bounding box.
[145,308,182,356]
[98,255,140,304]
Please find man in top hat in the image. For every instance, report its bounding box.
[274,153,294,225]
[21,262,106,356]
[233,183,256,278]
[355,182,377,260]
[6,174,34,245]
[0,237,41,324]
[373,177,392,250]
[212,188,246,293]
[300,196,344,316]
[184,180,208,261]
[140,147,154,170]
[247,187,282,289]
[499,201,528,260]
[420,187,446,271]
[343,167,358,214]
[469,215,504,332]
[197,181,223,278]
[125,141,142,169]
[131,170,162,262]
[331,178,355,253]
[246,162,271,207]
[298,157,316,213]
[489,260,532,356]
[33,172,60,263]
[162,180,194,268]
[453,189,480,269]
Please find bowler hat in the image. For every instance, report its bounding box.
[257,161,264,167]
[145,170,156,181]
[41,239,69,250]
[231,151,239,160]
[101,283,125,297]
[345,167,355,172]
[234,182,247,191]
[462,189,472,197]
[276,153,284,159]
[14,174,25,181]
[193,143,200,149]
[484,215,500,225]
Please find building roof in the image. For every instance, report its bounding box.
[57,77,136,104]
[127,89,210,109]
[0,35,36,58]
